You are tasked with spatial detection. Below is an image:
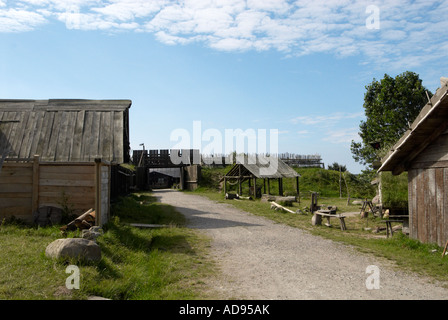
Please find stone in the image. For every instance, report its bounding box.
[82,226,103,241]
[45,238,101,262]
[88,296,111,300]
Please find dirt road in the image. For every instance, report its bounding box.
[154,189,448,300]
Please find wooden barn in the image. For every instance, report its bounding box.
[0,99,132,226]
[379,77,448,246]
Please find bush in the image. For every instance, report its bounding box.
[381,171,408,209]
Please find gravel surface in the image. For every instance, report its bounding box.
[154,189,448,300]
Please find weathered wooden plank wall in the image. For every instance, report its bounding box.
[0,159,110,225]
[407,131,448,247]
[38,163,96,213]
[408,167,448,247]
[0,163,33,220]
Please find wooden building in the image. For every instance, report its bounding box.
[148,168,181,189]
[379,77,448,246]
[222,155,300,198]
[0,99,132,226]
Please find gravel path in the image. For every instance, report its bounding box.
[154,189,448,300]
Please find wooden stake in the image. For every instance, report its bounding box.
[442,239,448,258]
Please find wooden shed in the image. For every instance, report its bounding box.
[0,99,132,226]
[379,77,448,246]
[222,155,300,198]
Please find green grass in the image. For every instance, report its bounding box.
[0,193,216,300]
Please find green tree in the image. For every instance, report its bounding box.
[351,71,431,168]
[327,162,347,172]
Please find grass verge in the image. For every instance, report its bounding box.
[0,193,216,300]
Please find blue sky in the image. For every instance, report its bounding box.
[1,0,447,173]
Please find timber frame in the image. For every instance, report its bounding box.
[222,156,300,198]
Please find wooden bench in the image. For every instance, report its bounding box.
[312,210,347,231]
[381,220,403,238]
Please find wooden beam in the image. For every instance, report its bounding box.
[253,177,257,198]
[31,155,39,213]
[296,176,300,203]
[223,177,227,194]
[94,158,101,226]
[238,164,242,195]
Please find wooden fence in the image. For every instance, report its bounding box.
[0,156,111,226]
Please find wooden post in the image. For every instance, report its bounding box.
[94,158,101,227]
[238,165,242,195]
[32,155,40,213]
[253,177,257,198]
[267,178,271,195]
[223,177,227,194]
[179,167,184,190]
[278,178,283,196]
[263,179,266,194]
[296,176,300,204]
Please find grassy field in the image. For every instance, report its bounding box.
[0,193,216,300]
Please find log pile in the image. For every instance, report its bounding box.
[60,208,96,232]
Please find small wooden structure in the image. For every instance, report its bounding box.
[379,77,448,246]
[0,99,132,226]
[222,155,300,198]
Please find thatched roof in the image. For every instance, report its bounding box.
[223,155,300,179]
[0,99,131,163]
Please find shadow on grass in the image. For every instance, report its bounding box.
[150,234,195,254]
[111,194,186,226]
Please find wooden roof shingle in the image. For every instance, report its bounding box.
[223,155,300,179]
[0,99,131,163]
[379,78,448,175]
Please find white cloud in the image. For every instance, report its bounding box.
[291,112,363,126]
[291,112,363,144]
[0,8,46,32]
[323,127,360,144]
[1,0,448,70]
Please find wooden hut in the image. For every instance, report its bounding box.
[379,77,448,246]
[222,155,300,198]
[0,99,132,226]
